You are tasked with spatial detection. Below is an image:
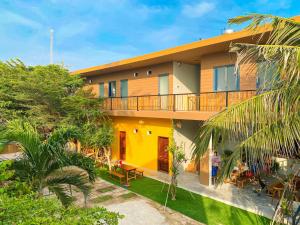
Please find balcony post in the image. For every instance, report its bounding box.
[173,94,176,111]
[225,91,229,107]
[136,96,139,111]
[110,98,112,110]
[198,93,201,111]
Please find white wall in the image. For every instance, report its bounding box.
[173,62,200,94]
[173,120,202,172]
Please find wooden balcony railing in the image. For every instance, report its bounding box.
[102,90,256,112]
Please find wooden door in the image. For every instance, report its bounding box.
[158,137,169,173]
[120,131,126,160]
[159,74,169,110]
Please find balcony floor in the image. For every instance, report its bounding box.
[105,109,218,120]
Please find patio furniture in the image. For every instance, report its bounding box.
[120,164,137,186]
[109,170,125,184]
[136,168,144,177]
[267,182,284,202]
[236,176,249,189]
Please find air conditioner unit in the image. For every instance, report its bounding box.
[146,70,152,76]
[133,72,138,77]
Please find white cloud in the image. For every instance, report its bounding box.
[0,10,42,29]
[182,1,215,18]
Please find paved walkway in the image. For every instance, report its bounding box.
[73,178,202,225]
[144,169,277,219]
[0,152,22,161]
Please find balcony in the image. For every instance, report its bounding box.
[102,90,256,120]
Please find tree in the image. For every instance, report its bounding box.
[0,120,92,207]
[192,14,299,224]
[0,60,103,135]
[88,123,114,171]
[169,142,186,200]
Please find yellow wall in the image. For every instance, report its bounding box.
[111,116,172,171]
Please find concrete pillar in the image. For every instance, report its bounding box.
[199,135,213,186]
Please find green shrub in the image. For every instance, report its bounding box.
[67,152,97,182]
[0,194,122,225]
[0,160,14,183]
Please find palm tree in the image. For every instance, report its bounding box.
[193,14,299,223]
[0,120,92,207]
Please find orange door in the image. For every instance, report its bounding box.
[120,131,126,160]
[158,137,169,173]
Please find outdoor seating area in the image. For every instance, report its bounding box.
[111,162,138,186]
[81,148,144,186]
[220,159,300,204]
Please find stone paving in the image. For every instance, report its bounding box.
[73,178,202,225]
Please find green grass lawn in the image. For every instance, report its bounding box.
[97,169,270,225]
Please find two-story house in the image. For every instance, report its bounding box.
[73,27,270,186]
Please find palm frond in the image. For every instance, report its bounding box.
[48,185,74,207]
[193,85,299,180]
[230,43,300,84]
[45,166,91,207]
[46,127,81,162]
[66,152,96,182]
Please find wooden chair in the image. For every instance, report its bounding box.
[267,182,284,202]
[109,169,125,185]
[136,168,144,177]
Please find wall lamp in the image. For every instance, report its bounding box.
[133,128,138,134]
[147,130,152,135]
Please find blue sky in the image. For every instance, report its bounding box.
[0,0,299,70]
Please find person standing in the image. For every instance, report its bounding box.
[212,151,221,184]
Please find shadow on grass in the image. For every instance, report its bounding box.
[97,168,270,225]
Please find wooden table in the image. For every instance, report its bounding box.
[120,164,137,186]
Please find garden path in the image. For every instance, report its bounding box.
[73,178,202,225]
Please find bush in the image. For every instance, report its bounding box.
[67,152,97,182]
[0,194,122,225]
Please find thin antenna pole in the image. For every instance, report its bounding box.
[50,29,54,64]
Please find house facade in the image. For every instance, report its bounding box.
[73,28,268,186]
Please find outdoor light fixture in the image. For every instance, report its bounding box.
[133,72,138,77]
[88,79,92,84]
[146,130,152,135]
[176,121,182,128]
[133,128,138,134]
[146,70,152,76]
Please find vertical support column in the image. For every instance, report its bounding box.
[225,91,229,107]
[173,94,176,111]
[199,134,213,186]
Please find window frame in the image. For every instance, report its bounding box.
[213,64,240,92]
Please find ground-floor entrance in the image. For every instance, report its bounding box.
[119,131,126,160]
[157,136,169,173]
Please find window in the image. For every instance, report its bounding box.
[213,65,239,92]
[99,82,104,97]
[108,81,116,97]
[120,79,128,97]
[257,62,278,90]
